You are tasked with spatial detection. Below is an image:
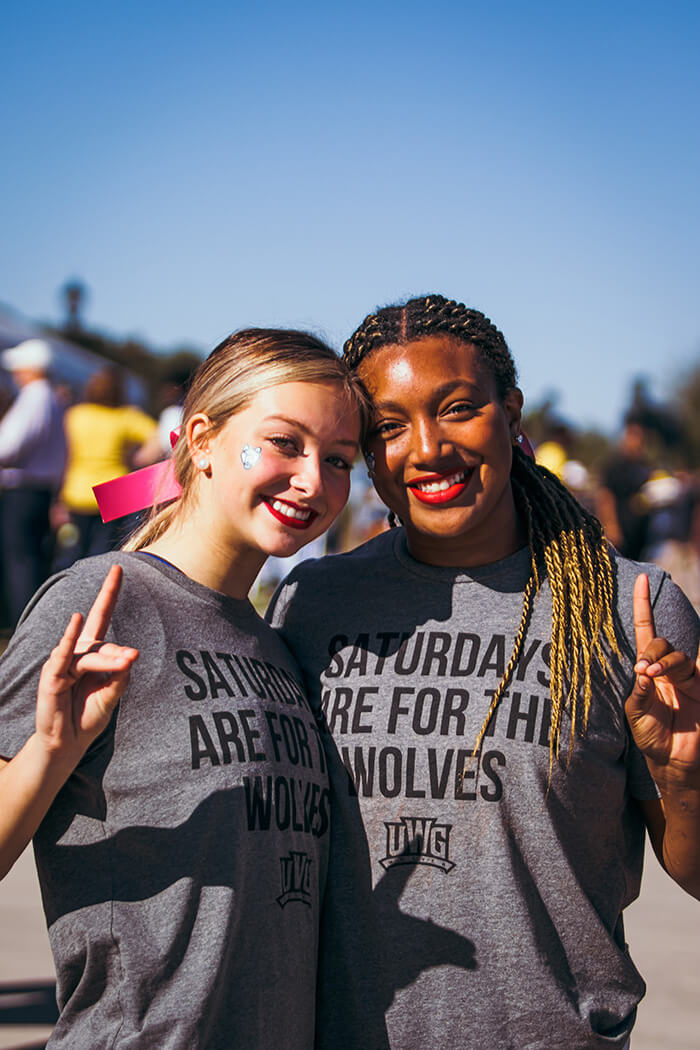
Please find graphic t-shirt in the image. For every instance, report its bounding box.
[0,552,330,1050]
[267,529,700,1050]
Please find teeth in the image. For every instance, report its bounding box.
[271,499,311,520]
[413,470,468,494]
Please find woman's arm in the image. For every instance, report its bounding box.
[626,573,700,899]
[0,566,138,879]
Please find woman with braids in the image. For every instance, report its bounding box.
[266,294,700,1050]
[0,328,366,1049]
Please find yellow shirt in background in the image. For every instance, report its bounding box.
[61,403,157,512]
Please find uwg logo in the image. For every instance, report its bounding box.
[277,850,312,908]
[380,817,455,873]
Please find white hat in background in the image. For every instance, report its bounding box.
[1,338,53,372]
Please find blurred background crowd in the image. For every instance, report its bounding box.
[1,280,699,633]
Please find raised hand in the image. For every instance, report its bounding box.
[625,573,700,789]
[35,565,139,766]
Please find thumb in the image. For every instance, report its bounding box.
[625,672,656,725]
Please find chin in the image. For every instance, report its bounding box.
[408,507,482,536]
[263,533,320,559]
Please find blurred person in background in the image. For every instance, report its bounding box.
[53,367,157,570]
[131,364,194,466]
[643,469,700,613]
[596,410,652,559]
[534,418,594,511]
[0,339,67,627]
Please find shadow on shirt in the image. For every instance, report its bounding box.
[36,784,315,926]
[316,763,477,1049]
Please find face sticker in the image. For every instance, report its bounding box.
[240,444,262,470]
[365,451,376,472]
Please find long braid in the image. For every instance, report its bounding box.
[344,294,621,775]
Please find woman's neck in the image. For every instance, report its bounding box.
[143,512,265,600]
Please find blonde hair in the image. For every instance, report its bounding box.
[125,328,368,551]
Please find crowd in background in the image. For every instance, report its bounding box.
[0,339,187,631]
[1,335,700,632]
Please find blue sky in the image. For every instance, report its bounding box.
[3,0,699,431]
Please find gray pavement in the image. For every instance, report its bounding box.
[1,842,698,1048]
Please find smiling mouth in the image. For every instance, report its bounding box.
[409,469,474,505]
[263,498,317,530]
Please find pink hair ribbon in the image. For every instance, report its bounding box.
[93,428,182,522]
[93,460,182,522]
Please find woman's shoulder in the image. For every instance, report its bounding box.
[288,529,397,584]
[610,547,699,652]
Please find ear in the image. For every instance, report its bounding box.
[503,388,523,440]
[186,413,213,466]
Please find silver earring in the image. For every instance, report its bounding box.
[197,457,209,470]
[516,434,524,445]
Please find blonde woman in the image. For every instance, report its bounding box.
[0,328,365,1049]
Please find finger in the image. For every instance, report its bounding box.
[81,565,123,643]
[88,665,135,721]
[73,646,139,676]
[633,573,657,656]
[637,650,695,682]
[625,672,657,722]
[44,613,84,678]
[634,637,673,673]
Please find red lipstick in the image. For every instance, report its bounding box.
[408,469,473,505]
[263,498,317,530]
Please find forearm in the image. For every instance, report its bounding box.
[0,736,78,880]
[653,773,700,899]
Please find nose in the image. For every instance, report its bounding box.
[290,454,324,498]
[411,417,451,464]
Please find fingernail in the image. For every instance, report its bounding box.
[634,660,650,673]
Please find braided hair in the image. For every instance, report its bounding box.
[343,294,620,774]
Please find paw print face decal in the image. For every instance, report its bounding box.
[240,444,262,470]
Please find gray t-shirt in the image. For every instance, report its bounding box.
[0,551,330,1049]
[267,529,700,1050]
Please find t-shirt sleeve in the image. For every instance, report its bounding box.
[649,570,700,655]
[0,568,116,760]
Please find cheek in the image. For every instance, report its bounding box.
[372,448,405,495]
[332,475,352,512]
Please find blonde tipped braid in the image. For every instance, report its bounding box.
[459,475,539,785]
[466,573,537,768]
[512,450,620,772]
[460,452,620,785]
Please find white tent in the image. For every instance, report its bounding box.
[0,303,149,405]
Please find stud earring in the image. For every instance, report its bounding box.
[197,457,209,470]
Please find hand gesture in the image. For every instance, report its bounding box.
[35,565,139,767]
[625,573,700,790]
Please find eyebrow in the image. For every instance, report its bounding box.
[371,379,484,411]
[263,415,360,448]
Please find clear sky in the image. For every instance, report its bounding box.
[3,0,699,431]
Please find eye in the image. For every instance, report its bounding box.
[268,435,299,455]
[325,454,352,471]
[443,400,477,418]
[372,419,403,439]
